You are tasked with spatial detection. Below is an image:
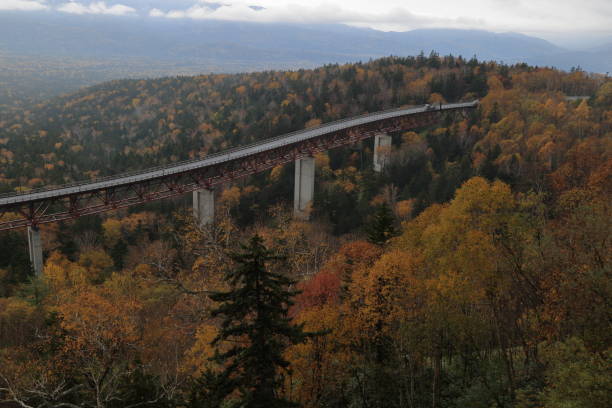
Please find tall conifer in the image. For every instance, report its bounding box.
[209,235,306,408]
[366,202,398,246]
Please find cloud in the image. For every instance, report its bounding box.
[148,7,163,17]
[147,1,483,31]
[0,0,610,39]
[143,0,612,36]
[0,0,49,11]
[57,1,135,15]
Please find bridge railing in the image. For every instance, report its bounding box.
[0,101,477,201]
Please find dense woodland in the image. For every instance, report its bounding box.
[0,52,249,111]
[0,54,610,407]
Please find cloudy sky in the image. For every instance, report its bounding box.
[2,0,611,45]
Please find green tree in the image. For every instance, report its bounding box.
[210,235,307,408]
[110,238,128,270]
[187,370,235,408]
[541,338,612,408]
[366,202,397,246]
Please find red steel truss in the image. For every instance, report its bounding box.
[0,108,470,231]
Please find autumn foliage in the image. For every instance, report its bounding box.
[0,55,610,407]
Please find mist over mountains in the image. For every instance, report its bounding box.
[4,11,609,68]
[0,11,609,105]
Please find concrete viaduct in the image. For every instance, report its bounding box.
[0,101,478,275]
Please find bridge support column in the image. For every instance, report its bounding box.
[294,156,315,220]
[193,188,215,226]
[27,226,43,276]
[373,133,392,172]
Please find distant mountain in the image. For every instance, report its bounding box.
[0,13,570,65]
[389,29,565,62]
[526,49,612,74]
[0,11,609,105]
[591,43,612,55]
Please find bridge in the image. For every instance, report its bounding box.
[0,101,478,274]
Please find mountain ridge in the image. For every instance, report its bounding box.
[0,12,609,106]
[0,12,605,69]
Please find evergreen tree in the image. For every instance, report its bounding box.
[187,370,235,408]
[488,101,501,123]
[209,235,307,408]
[0,231,32,295]
[110,238,128,270]
[366,202,398,246]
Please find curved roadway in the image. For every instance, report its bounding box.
[0,101,478,206]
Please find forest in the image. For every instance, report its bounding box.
[0,54,610,407]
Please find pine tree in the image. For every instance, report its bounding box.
[488,101,501,123]
[366,202,398,246]
[209,235,307,408]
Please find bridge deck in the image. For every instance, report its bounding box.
[0,101,477,207]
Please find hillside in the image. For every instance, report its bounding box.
[0,56,599,187]
[0,56,610,408]
[0,56,608,222]
[1,12,609,107]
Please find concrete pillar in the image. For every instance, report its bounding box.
[193,188,215,226]
[373,133,392,172]
[27,226,43,276]
[294,156,315,220]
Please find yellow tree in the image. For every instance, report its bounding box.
[392,177,547,402]
[57,288,143,407]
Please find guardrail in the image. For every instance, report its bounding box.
[0,101,477,205]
